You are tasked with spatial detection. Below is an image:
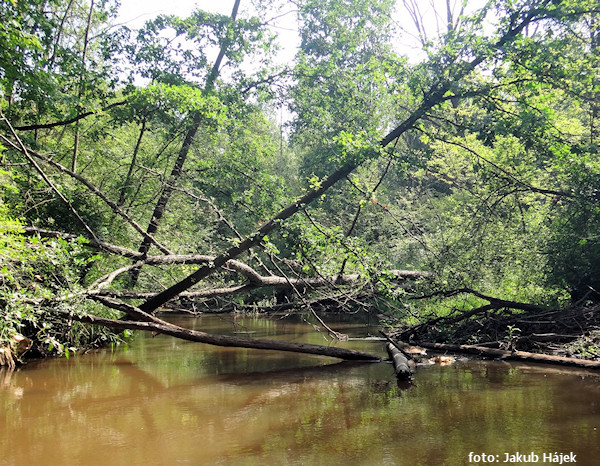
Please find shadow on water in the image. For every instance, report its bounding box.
[1,313,599,465]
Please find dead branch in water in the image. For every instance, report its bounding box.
[410,341,600,369]
[65,309,382,362]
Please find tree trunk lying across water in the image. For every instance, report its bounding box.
[72,313,383,362]
[386,343,414,379]
[412,341,600,369]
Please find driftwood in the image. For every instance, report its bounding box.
[70,311,382,362]
[69,298,382,362]
[412,341,600,369]
[386,343,414,379]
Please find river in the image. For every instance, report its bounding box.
[1,313,599,465]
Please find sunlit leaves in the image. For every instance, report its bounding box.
[291,0,404,179]
[332,130,383,165]
[127,7,274,87]
[0,0,123,122]
[112,83,226,128]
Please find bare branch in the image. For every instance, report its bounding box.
[14,100,127,131]
[0,113,102,244]
[0,136,172,254]
[66,311,382,361]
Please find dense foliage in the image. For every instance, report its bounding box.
[1,0,600,363]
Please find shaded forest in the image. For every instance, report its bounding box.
[1,0,600,366]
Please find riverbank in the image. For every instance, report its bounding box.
[392,300,600,363]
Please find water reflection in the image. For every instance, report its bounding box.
[0,313,599,465]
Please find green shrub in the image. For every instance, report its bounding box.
[0,172,123,366]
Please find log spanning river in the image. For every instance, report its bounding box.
[1,313,599,465]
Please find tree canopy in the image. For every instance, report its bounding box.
[2,0,600,365]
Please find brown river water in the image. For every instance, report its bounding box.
[1,313,599,465]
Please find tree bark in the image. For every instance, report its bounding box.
[129,0,242,285]
[412,341,600,369]
[386,343,414,379]
[70,312,382,361]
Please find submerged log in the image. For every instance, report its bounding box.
[70,313,383,362]
[413,341,600,369]
[386,343,414,379]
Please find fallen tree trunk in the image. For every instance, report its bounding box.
[90,255,424,289]
[386,343,414,379]
[71,312,382,362]
[129,0,243,287]
[412,341,600,369]
[22,227,427,298]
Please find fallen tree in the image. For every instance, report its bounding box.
[88,257,424,296]
[5,0,598,369]
[63,299,382,362]
[409,341,600,370]
[386,343,414,379]
[394,288,600,365]
[24,226,427,298]
[129,4,549,315]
